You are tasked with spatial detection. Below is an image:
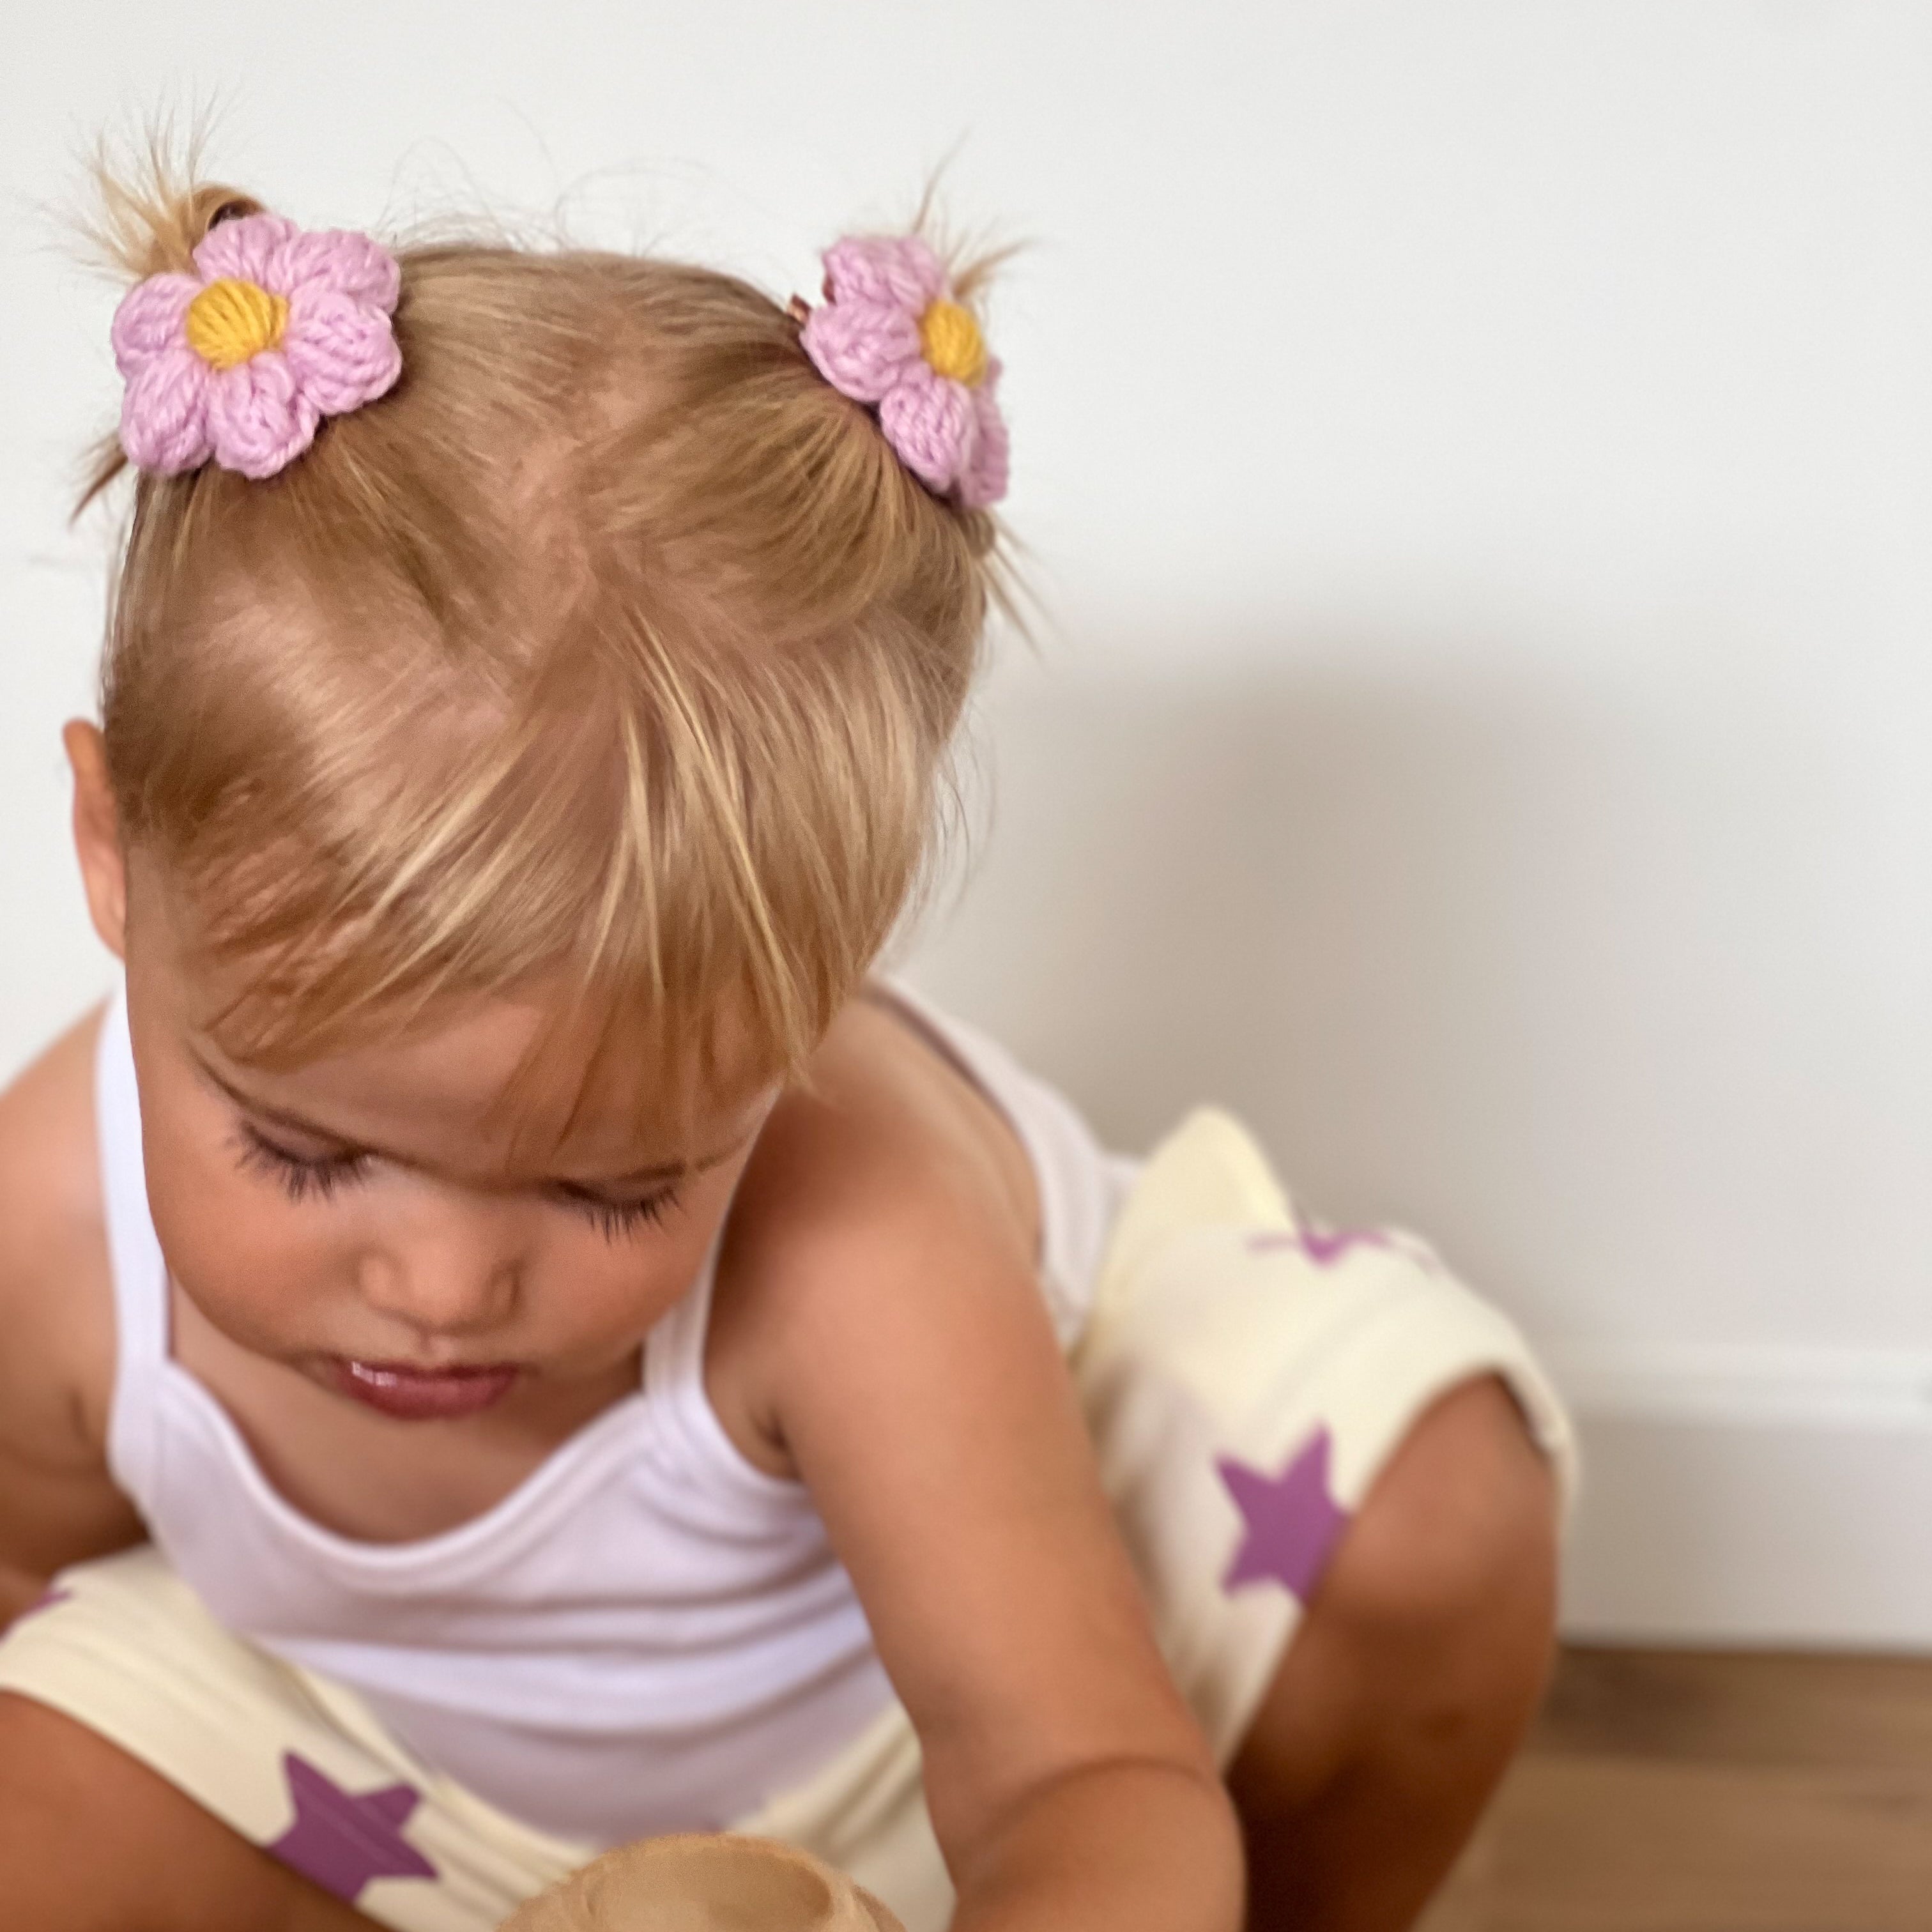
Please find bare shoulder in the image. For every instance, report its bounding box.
[0,1004,139,1581]
[707,986,1041,1480]
[708,992,1216,1862]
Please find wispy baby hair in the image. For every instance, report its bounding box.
[83,144,1014,1095]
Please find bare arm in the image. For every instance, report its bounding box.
[0,1008,147,1624]
[728,1069,1244,1932]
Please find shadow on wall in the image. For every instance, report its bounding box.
[900,634,1740,1341]
[900,631,1932,1644]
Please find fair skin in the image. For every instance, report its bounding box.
[0,723,1558,1932]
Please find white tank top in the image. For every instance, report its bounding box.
[96,980,1135,1845]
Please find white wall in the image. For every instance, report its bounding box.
[5,3,1929,1644]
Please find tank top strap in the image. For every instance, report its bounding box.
[642,1227,806,1503]
[871,977,1138,1346]
[641,1250,709,1411]
[95,981,170,1496]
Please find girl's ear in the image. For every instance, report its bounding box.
[65,721,128,962]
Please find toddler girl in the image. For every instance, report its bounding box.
[0,156,1573,1932]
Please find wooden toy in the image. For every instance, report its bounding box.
[502,1833,904,1932]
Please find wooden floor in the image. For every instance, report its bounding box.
[1416,1648,1932,1932]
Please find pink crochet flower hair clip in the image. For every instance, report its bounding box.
[112,211,403,480]
[797,235,1008,509]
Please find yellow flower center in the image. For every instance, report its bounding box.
[917,300,988,387]
[184,278,290,371]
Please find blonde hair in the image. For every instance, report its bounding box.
[84,154,1011,1094]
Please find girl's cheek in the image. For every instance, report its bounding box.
[144,1112,342,1312]
[534,1174,740,1347]
[537,1218,710,1344]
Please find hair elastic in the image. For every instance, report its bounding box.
[112,213,403,480]
[797,235,1008,509]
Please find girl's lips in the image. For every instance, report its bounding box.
[323,1356,523,1421]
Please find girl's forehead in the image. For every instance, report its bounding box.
[132,854,778,1181]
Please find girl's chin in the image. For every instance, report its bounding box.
[318,1355,525,1422]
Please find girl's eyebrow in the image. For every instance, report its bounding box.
[188,1048,742,1185]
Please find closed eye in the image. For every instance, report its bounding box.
[232,1121,372,1204]
[233,1118,682,1239]
[552,1186,682,1242]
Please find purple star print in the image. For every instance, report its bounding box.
[1247,1226,1390,1266]
[265,1754,437,1900]
[1217,1427,1352,1602]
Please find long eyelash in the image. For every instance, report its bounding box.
[233,1121,678,1236]
[231,1123,372,1204]
[572,1191,680,1243]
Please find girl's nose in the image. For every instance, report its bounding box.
[355,1208,524,1341]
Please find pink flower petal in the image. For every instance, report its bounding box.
[821,236,946,317]
[957,364,1009,509]
[278,229,401,310]
[204,354,321,479]
[119,346,213,474]
[801,299,922,404]
[193,213,300,289]
[878,365,975,497]
[282,290,403,416]
[110,275,199,376]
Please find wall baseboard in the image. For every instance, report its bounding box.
[1542,1343,1932,1650]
